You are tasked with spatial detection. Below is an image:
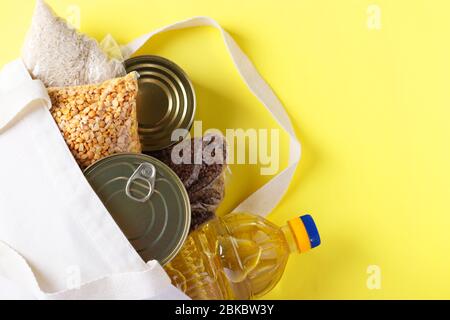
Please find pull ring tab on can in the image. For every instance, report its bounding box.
[126,163,156,203]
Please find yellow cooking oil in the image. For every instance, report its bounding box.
[164,213,321,300]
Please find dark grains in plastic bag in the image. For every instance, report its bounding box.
[152,134,227,232]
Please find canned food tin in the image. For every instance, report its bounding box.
[84,153,191,265]
[125,55,196,152]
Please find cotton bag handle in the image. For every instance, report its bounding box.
[0,60,52,132]
[122,16,302,217]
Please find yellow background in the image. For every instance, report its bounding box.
[1,0,450,299]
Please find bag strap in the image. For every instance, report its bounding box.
[122,16,302,216]
[0,60,52,133]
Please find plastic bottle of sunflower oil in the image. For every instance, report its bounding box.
[164,213,321,300]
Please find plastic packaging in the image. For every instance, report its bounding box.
[22,0,126,87]
[48,73,141,168]
[154,134,228,232]
[164,213,321,300]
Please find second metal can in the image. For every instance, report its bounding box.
[125,55,196,153]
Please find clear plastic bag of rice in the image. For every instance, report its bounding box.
[22,0,126,87]
[48,73,141,168]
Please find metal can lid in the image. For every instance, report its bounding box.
[125,55,196,152]
[84,153,191,265]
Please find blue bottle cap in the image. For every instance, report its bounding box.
[300,215,321,249]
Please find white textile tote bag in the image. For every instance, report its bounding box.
[0,17,301,300]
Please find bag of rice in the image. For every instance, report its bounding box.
[22,0,126,87]
[48,73,141,168]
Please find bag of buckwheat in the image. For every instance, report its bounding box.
[48,72,141,168]
[154,134,228,232]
